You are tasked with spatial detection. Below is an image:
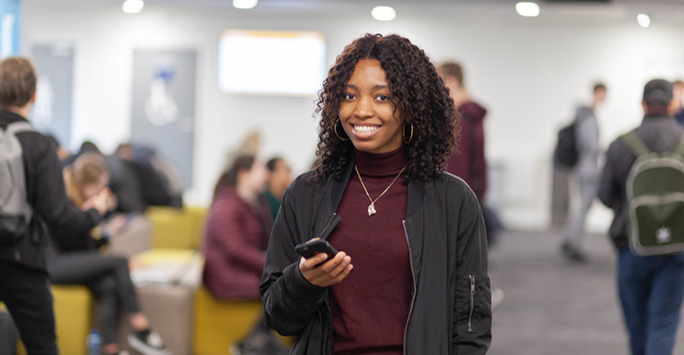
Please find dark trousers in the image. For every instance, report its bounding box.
[618,250,684,355]
[49,251,140,345]
[0,311,18,355]
[0,260,58,355]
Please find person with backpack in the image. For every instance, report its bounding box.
[0,57,108,355]
[598,79,684,355]
[559,82,607,262]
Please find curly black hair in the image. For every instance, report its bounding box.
[312,33,459,183]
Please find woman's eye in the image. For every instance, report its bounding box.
[377,95,391,101]
[344,93,355,100]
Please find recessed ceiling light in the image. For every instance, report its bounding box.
[122,0,144,14]
[371,6,396,22]
[515,2,540,18]
[233,0,258,10]
[637,14,651,28]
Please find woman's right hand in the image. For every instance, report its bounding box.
[299,251,353,288]
[82,188,111,216]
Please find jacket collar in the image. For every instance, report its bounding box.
[642,114,672,123]
[0,108,28,126]
[329,153,425,217]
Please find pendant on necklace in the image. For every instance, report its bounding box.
[368,202,377,217]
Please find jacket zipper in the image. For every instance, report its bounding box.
[468,275,475,332]
[320,212,338,355]
[402,220,417,355]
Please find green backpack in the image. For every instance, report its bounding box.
[621,131,684,256]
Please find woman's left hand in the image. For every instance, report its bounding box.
[299,251,354,287]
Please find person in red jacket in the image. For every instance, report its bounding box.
[439,61,488,201]
[202,154,288,355]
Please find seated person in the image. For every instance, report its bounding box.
[263,156,293,220]
[50,153,168,355]
[202,154,288,355]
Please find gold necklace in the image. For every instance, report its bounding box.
[354,165,406,217]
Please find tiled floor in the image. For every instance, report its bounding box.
[488,230,684,355]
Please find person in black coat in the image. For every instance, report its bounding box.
[0,57,107,355]
[261,34,491,355]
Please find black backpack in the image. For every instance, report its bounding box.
[554,121,578,168]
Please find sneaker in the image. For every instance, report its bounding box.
[127,330,169,355]
[561,242,588,263]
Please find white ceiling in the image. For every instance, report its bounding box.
[39,0,684,23]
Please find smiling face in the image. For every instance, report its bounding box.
[339,59,404,155]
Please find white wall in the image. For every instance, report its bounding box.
[21,1,684,230]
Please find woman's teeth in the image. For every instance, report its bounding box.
[354,125,378,133]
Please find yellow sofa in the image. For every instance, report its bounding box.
[52,285,93,355]
[193,287,265,355]
[145,206,207,250]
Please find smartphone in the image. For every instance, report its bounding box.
[295,239,339,260]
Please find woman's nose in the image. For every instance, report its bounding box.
[354,97,373,118]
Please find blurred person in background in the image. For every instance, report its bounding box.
[114,143,173,209]
[560,83,607,263]
[439,61,488,202]
[670,80,684,125]
[0,56,106,355]
[202,154,289,355]
[131,144,185,208]
[438,61,505,246]
[65,141,147,213]
[264,156,293,220]
[261,33,490,355]
[51,153,168,355]
[599,79,684,355]
[439,61,504,309]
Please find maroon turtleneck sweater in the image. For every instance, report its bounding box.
[327,147,413,355]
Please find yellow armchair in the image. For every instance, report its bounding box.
[145,206,207,250]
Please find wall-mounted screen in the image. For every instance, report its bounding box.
[218,29,326,96]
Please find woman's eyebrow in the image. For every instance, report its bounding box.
[345,84,390,90]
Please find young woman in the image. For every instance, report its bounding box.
[260,34,492,355]
[203,154,289,355]
[50,153,168,355]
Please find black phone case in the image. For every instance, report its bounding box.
[295,240,339,259]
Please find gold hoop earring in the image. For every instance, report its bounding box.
[403,123,414,144]
[334,120,349,141]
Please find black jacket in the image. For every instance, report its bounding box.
[598,115,684,251]
[260,158,491,355]
[0,110,100,272]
